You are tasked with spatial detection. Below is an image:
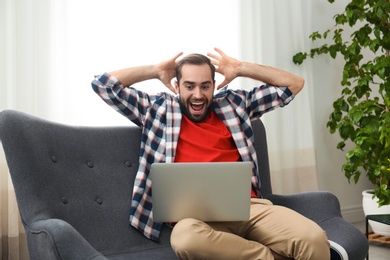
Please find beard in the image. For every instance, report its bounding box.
[179,96,212,123]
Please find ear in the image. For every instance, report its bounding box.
[174,80,179,94]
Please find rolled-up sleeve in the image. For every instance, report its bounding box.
[92,72,153,127]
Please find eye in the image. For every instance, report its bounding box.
[201,85,210,90]
[185,85,193,90]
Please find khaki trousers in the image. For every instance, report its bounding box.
[170,198,330,260]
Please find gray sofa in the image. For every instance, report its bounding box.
[0,109,368,259]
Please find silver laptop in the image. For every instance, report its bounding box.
[149,162,252,223]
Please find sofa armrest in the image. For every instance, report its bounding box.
[264,191,342,223]
[27,219,107,260]
[265,192,368,260]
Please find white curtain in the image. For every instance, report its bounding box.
[1,1,54,258]
[1,0,328,258]
[239,0,319,194]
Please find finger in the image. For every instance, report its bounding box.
[210,59,219,67]
[172,52,184,62]
[165,83,177,94]
[217,79,230,90]
[207,52,221,61]
[217,83,225,90]
[213,47,226,57]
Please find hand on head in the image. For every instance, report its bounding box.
[156,52,183,94]
[207,47,241,90]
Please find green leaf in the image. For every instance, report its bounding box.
[340,125,355,139]
[374,27,381,40]
[373,168,382,177]
[337,141,346,150]
[334,14,347,24]
[347,96,357,106]
[355,83,369,99]
[333,28,344,44]
[292,52,307,65]
[341,101,349,112]
[353,171,361,184]
[342,87,352,95]
[378,67,386,79]
[333,97,349,111]
[354,25,372,46]
[327,121,337,134]
[376,7,384,19]
[348,147,367,165]
[323,29,331,39]
[369,40,379,53]
[346,9,358,26]
[329,45,338,59]
[309,31,322,41]
[334,111,342,121]
[355,135,366,146]
[352,110,364,124]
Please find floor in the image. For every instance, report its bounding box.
[353,220,390,260]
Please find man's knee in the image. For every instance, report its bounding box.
[170,218,208,257]
[296,226,330,259]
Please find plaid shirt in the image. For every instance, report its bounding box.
[92,72,294,241]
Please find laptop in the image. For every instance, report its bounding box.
[149,161,252,223]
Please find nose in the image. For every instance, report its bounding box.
[193,87,202,99]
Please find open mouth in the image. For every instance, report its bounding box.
[179,97,210,122]
[189,101,206,115]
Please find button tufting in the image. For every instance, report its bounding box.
[51,156,57,163]
[61,197,68,204]
[86,161,94,168]
[125,161,132,167]
[96,197,103,205]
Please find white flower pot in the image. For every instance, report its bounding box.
[362,189,390,236]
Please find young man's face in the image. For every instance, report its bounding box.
[175,64,215,122]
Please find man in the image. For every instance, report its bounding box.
[92,48,330,259]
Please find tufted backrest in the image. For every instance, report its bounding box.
[0,109,272,255]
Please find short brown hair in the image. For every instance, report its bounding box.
[175,54,215,83]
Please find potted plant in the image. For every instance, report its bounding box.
[292,0,390,233]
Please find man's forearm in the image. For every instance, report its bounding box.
[237,62,305,95]
[110,65,159,87]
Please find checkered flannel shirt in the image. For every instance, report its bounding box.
[92,72,295,241]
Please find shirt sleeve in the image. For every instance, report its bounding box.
[218,84,295,119]
[91,72,154,127]
[244,84,294,119]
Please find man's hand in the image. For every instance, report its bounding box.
[208,47,304,95]
[156,52,183,93]
[110,52,183,93]
[207,48,241,90]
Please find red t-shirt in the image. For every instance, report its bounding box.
[175,110,257,198]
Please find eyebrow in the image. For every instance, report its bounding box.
[183,80,213,85]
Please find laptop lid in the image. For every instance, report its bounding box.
[149,162,252,223]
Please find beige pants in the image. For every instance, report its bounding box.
[170,198,330,260]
